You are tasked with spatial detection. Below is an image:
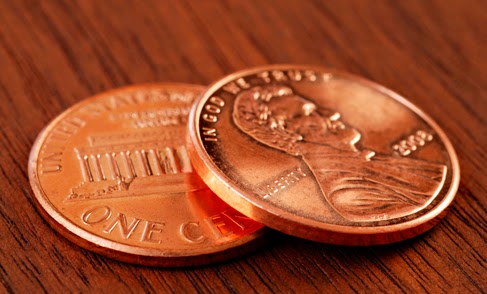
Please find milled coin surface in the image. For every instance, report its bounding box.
[188,65,459,245]
[28,84,266,266]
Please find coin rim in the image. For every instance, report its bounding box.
[188,65,460,245]
[28,83,268,266]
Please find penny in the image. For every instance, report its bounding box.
[28,84,266,266]
[188,65,460,245]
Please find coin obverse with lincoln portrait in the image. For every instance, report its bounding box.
[188,65,459,245]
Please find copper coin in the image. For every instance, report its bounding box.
[188,65,460,245]
[28,84,266,266]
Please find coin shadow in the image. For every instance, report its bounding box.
[263,229,436,269]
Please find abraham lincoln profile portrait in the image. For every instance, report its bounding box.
[232,84,446,222]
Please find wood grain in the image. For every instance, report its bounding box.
[0,0,485,293]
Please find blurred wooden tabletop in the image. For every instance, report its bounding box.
[1,0,486,293]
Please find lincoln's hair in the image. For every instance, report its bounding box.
[233,85,305,155]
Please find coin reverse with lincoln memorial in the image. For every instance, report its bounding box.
[28,84,266,266]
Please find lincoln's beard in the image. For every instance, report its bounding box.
[301,149,447,222]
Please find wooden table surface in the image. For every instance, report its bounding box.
[1,1,485,293]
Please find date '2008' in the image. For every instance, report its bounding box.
[393,130,433,156]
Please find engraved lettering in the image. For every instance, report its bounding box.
[109,107,190,128]
[371,214,390,220]
[203,114,217,123]
[221,211,251,230]
[223,82,242,94]
[141,221,165,243]
[168,91,194,103]
[88,130,182,147]
[257,71,271,83]
[393,130,434,156]
[209,96,225,107]
[67,116,86,128]
[107,95,136,109]
[304,70,317,81]
[80,207,172,244]
[201,97,225,124]
[50,117,86,139]
[179,222,207,243]
[322,73,333,81]
[205,104,221,114]
[204,215,233,239]
[79,91,195,119]
[179,211,256,244]
[287,70,303,81]
[223,79,250,94]
[252,69,330,84]
[259,167,307,198]
[79,102,111,117]
[235,78,250,89]
[40,151,63,174]
[202,127,217,137]
[202,127,218,142]
[271,70,288,81]
[40,117,86,174]
[103,212,141,239]
[81,206,112,224]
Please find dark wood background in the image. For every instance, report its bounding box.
[1,0,485,293]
